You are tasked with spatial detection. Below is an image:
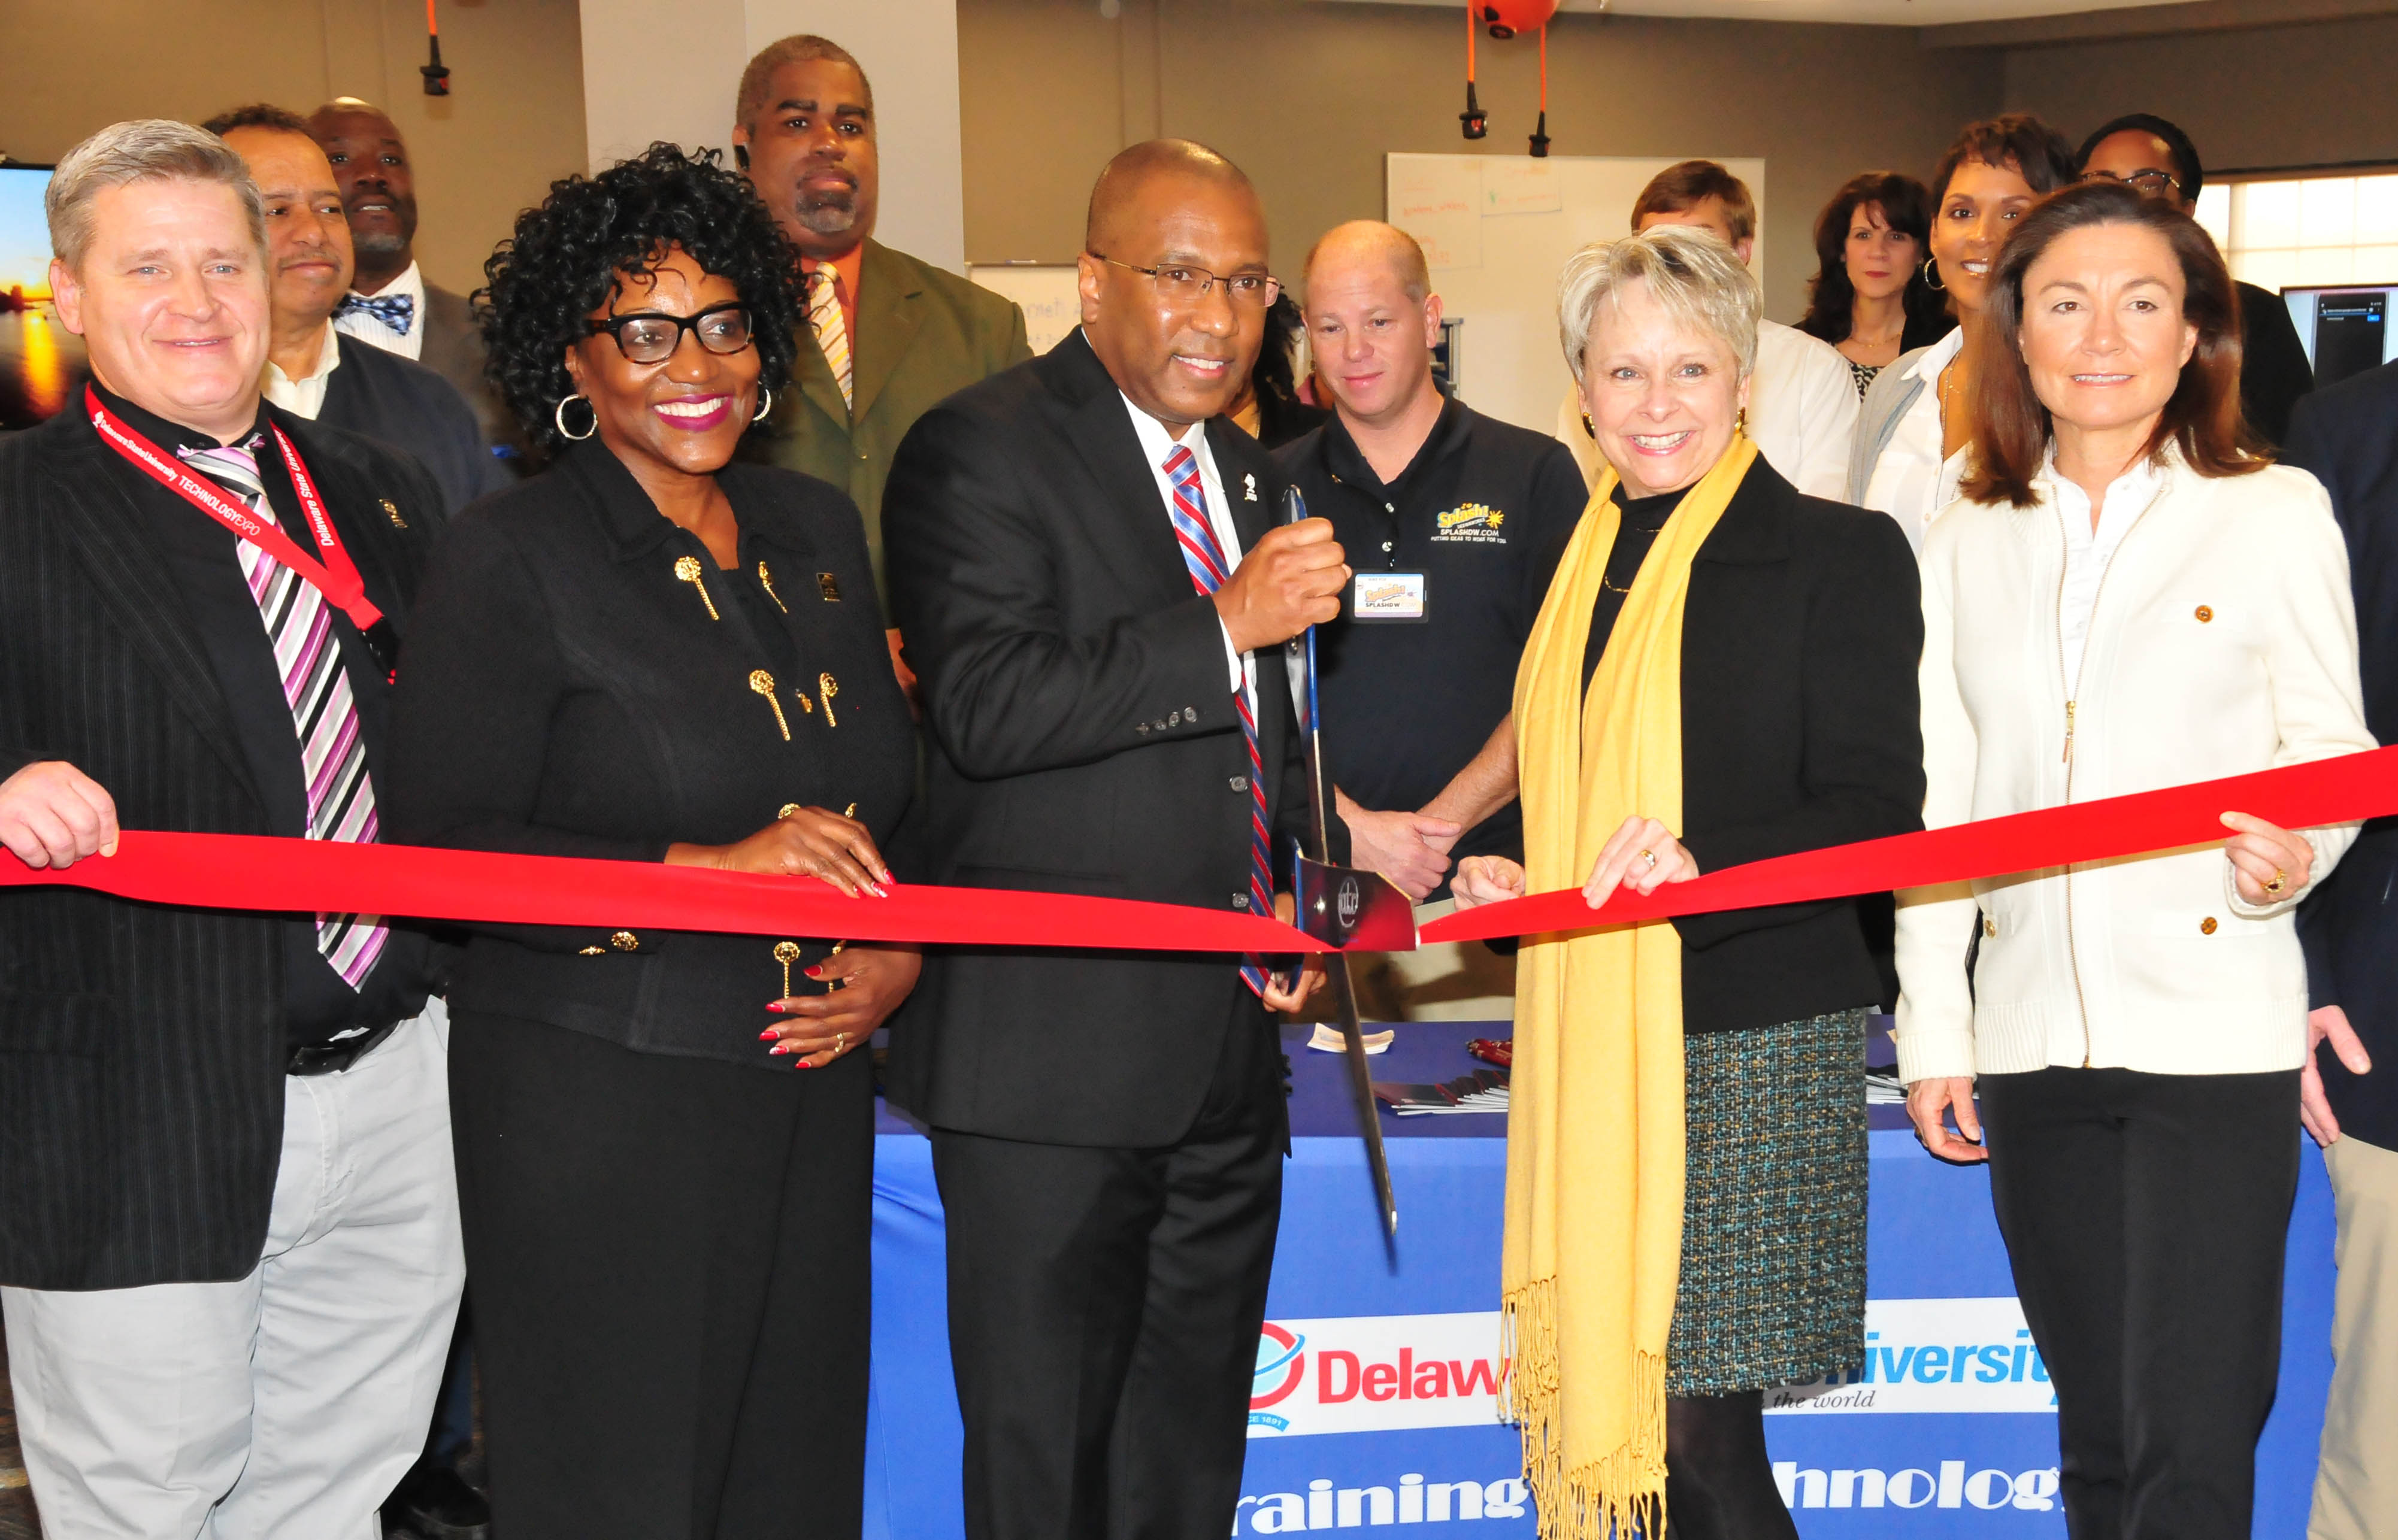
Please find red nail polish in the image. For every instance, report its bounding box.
[769,1044,789,1056]
[798,1060,816,1070]
[767,1001,787,1013]
[804,965,823,979]
[760,1029,778,1041]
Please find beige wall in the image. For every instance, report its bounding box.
[2000,13,2398,175]
[0,0,585,295]
[958,0,2003,321]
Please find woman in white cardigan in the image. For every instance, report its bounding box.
[1895,180,2374,1540]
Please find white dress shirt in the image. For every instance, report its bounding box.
[1552,319,1859,502]
[1861,326,1969,553]
[260,321,343,421]
[1121,395,1253,699]
[1746,319,1860,501]
[2045,449,2169,690]
[334,260,427,361]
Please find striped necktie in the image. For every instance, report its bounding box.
[177,436,388,990]
[807,265,854,413]
[1164,442,1273,998]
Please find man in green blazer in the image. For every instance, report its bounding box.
[734,34,1031,677]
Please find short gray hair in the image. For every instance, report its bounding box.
[1557,225,1761,387]
[46,119,265,274]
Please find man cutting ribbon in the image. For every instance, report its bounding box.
[882,138,1345,1540]
[0,120,459,1539]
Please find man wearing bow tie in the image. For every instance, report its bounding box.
[307,98,528,477]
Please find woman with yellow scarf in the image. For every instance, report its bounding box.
[1451,226,1925,1539]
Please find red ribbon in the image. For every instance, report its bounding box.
[1422,745,2398,945]
[0,834,1333,953]
[5,749,2396,954]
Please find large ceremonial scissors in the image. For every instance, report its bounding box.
[1280,486,1415,1240]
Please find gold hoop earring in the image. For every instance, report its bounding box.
[553,393,597,441]
[1921,256,1946,292]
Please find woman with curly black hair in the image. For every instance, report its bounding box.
[387,143,918,1539]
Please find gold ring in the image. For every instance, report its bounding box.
[2265,869,2288,895]
[834,1032,847,1053]
[1638,849,1657,869]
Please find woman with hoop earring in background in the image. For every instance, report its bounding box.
[1846,115,2078,552]
[386,144,919,1538]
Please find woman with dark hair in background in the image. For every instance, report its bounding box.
[1846,114,2079,551]
[1230,290,1330,448]
[1798,172,1954,398]
[1897,179,2370,1540]
[388,143,918,1538]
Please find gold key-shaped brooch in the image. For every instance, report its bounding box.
[749,670,791,739]
[773,940,802,998]
[674,556,720,620]
[757,561,789,613]
[819,672,840,727]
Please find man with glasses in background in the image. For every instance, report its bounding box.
[2078,113,2317,445]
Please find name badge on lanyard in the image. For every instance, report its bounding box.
[1352,571,1428,623]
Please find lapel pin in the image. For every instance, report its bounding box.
[757,561,789,613]
[379,497,407,529]
[1244,474,1258,502]
[818,572,842,602]
[675,556,721,621]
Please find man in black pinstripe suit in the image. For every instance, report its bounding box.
[0,120,460,1540]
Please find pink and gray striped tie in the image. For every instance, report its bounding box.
[178,436,388,989]
[1163,442,1273,998]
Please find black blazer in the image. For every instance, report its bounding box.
[386,441,913,1065]
[0,403,443,1290]
[2283,361,2398,1150]
[319,330,508,516]
[2237,279,2317,449]
[1661,459,1925,1033]
[882,329,1316,1148]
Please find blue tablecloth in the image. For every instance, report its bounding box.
[864,1021,2336,1536]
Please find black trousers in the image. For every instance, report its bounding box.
[449,1011,873,1540]
[1981,1065,2302,1540]
[931,1001,1287,1540]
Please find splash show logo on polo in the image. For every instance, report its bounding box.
[1250,1312,1509,1436]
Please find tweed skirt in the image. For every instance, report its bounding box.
[1664,1008,1870,1396]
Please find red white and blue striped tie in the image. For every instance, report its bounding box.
[1164,443,1273,998]
[178,436,389,990]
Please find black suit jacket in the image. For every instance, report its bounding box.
[0,401,443,1289]
[1664,459,1926,1032]
[2283,361,2398,1150]
[2239,279,2317,448]
[882,329,1316,1148]
[319,330,507,517]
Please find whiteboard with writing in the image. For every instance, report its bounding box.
[967,264,1082,356]
[1385,154,1767,436]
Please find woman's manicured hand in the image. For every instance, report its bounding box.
[1582,815,1698,910]
[668,805,891,896]
[2221,810,2314,906]
[764,944,922,1068]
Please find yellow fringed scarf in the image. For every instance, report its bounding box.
[1501,433,1758,1539]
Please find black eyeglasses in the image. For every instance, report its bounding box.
[2082,168,2182,199]
[1088,254,1282,311]
[588,303,755,365]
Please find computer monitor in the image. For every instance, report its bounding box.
[2282,284,2398,391]
[0,162,89,431]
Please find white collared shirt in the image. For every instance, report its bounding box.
[334,259,427,361]
[1862,326,1969,553]
[2043,448,2170,690]
[1746,319,1859,501]
[1119,395,1252,698]
[260,321,343,420]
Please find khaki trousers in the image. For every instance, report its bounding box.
[2312,1133,2398,1540]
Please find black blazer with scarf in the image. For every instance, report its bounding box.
[882,329,1318,1148]
[0,401,443,1290]
[1655,458,1925,1033]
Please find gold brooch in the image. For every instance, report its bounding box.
[750,669,791,739]
[674,555,720,620]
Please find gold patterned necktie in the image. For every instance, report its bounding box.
[808,265,853,414]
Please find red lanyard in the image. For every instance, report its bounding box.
[86,386,386,633]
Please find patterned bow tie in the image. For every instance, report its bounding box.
[335,290,415,336]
